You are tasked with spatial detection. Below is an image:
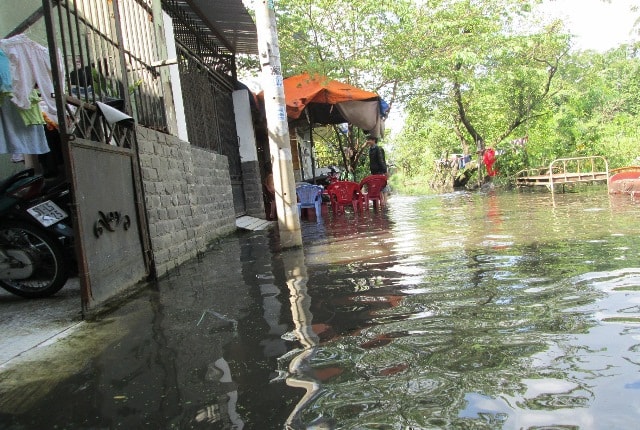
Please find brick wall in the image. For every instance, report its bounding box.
[241,160,266,218]
[136,126,236,278]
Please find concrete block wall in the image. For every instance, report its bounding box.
[136,126,236,278]
[241,160,266,218]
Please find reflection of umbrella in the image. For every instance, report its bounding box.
[283,73,384,135]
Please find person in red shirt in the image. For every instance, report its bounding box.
[483,148,498,177]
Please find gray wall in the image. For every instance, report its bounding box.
[0,1,47,43]
[241,160,266,218]
[136,126,236,278]
[0,155,24,177]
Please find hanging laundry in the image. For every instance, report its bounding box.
[0,34,65,125]
[0,95,49,155]
[18,89,46,126]
[1,91,49,156]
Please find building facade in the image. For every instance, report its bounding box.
[0,0,264,311]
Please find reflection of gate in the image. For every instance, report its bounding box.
[43,0,155,310]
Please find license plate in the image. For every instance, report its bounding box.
[27,200,68,227]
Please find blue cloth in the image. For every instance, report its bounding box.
[379,99,390,119]
[0,96,49,154]
[0,49,12,94]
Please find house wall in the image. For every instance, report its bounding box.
[233,89,265,218]
[294,127,314,182]
[0,155,23,177]
[136,126,236,278]
[0,1,47,43]
[240,160,265,218]
[162,10,188,142]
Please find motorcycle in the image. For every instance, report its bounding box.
[0,168,74,298]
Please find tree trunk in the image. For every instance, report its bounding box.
[453,62,486,182]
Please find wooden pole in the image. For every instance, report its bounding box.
[254,0,302,248]
[309,114,317,184]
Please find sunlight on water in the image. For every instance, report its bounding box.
[293,190,640,428]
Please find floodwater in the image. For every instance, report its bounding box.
[1,187,639,429]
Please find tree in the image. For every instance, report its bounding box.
[389,0,571,184]
[543,44,640,168]
[269,0,640,189]
[273,0,412,176]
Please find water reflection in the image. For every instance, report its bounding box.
[279,246,321,428]
[282,191,640,428]
[194,357,244,428]
[1,190,640,429]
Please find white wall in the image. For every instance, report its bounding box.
[162,11,189,142]
[233,89,258,162]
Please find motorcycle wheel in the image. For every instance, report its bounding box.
[0,220,69,298]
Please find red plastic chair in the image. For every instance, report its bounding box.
[326,181,361,215]
[359,174,387,211]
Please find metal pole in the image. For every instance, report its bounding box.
[303,110,317,184]
[42,0,93,311]
[254,0,302,248]
[297,140,305,181]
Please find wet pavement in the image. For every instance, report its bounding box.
[0,217,274,369]
[0,277,83,366]
[0,226,302,428]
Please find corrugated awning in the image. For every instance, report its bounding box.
[173,0,258,55]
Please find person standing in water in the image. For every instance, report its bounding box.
[366,136,387,175]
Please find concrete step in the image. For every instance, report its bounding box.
[235,215,275,231]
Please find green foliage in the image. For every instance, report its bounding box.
[387,171,434,196]
[377,0,572,187]
[267,0,640,189]
[274,0,411,92]
[388,4,640,184]
[519,44,640,170]
[310,124,372,180]
[272,0,413,176]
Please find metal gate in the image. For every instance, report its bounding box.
[165,0,247,216]
[66,131,150,307]
[176,52,246,215]
[43,0,156,310]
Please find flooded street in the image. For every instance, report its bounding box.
[1,187,640,429]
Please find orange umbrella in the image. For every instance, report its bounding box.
[283,73,380,127]
[258,73,383,132]
[257,73,386,181]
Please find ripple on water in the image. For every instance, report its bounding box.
[285,193,640,428]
